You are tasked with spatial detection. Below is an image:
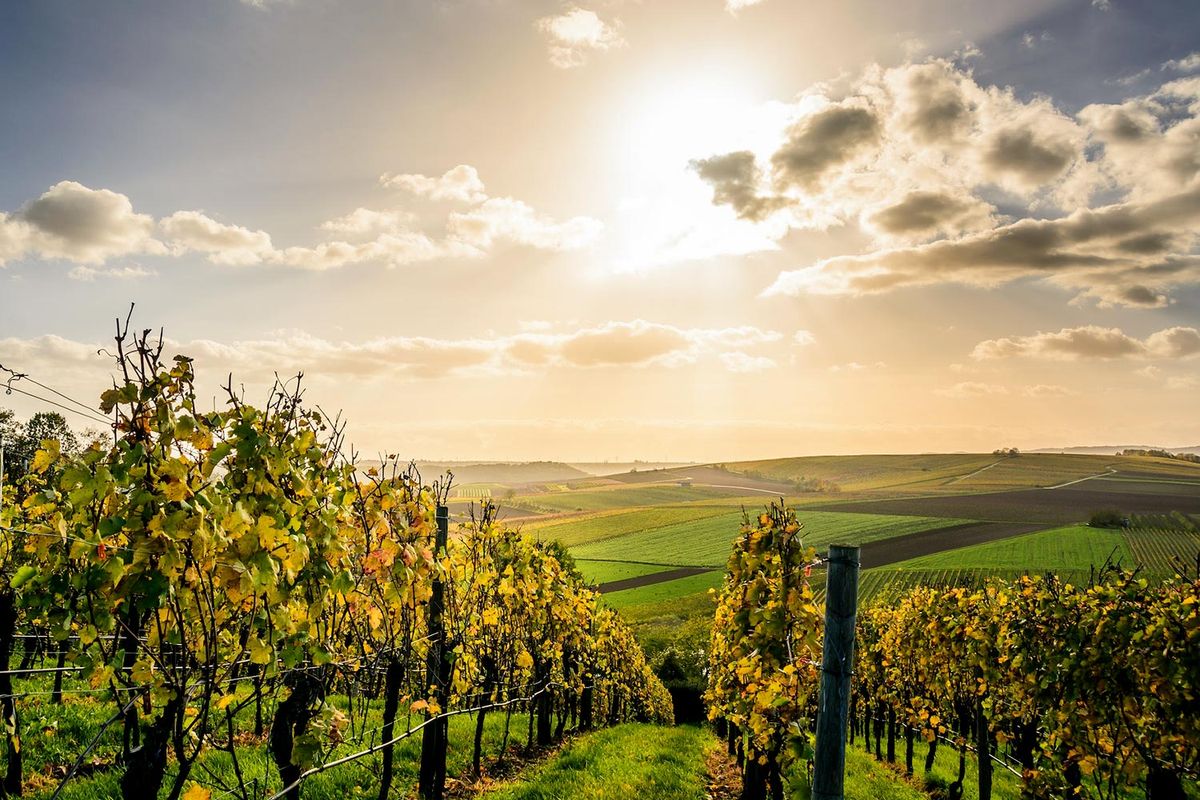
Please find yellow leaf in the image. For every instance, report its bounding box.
[182,784,211,800]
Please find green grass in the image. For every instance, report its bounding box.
[892,525,1132,572]
[576,560,670,584]
[572,511,971,568]
[482,723,715,800]
[602,570,725,609]
[507,486,744,514]
[786,745,930,800]
[17,675,533,799]
[526,505,733,548]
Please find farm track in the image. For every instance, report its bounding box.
[856,521,1048,569]
[594,566,715,593]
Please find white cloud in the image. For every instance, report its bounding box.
[726,0,766,11]
[319,208,415,236]
[535,7,625,69]
[380,165,487,204]
[1022,384,1074,397]
[1162,52,1200,73]
[971,325,1200,361]
[936,381,1008,398]
[160,211,274,266]
[0,321,784,385]
[719,352,777,372]
[447,197,602,251]
[1,181,162,266]
[793,330,816,346]
[67,264,157,282]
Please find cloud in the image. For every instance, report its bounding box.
[1022,384,1074,397]
[535,7,625,69]
[0,321,784,385]
[447,197,602,251]
[792,330,816,346]
[720,352,777,372]
[764,183,1200,307]
[67,264,157,282]
[160,211,274,266]
[771,101,882,192]
[726,0,766,11]
[1,167,596,272]
[970,325,1200,361]
[1162,53,1200,73]
[936,381,1008,398]
[319,208,415,236]
[0,181,162,266]
[690,152,787,222]
[865,190,995,241]
[1021,31,1053,50]
[380,165,487,204]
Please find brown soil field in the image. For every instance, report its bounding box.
[857,521,1047,569]
[810,481,1200,524]
[595,566,712,593]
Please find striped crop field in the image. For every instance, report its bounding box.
[571,511,971,568]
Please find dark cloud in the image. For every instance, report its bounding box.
[867,190,993,237]
[896,61,974,144]
[982,127,1075,185]
[690,151,787,222]
[770,103,881,191]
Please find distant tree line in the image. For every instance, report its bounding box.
[1120,448,1200,464]
[0,407,96,483]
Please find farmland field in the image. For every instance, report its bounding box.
[601,569,726,609]
[524,504,734,547]
[505,484,751,514]
[571,510,973,567]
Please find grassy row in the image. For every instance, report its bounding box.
[506,485,744,514]
[483,723,715,800]
[12,672,533,799]
[526,505,734,548]
[572,511,970,568]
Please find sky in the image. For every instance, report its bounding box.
[1,0,1199,461]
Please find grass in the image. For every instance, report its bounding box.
[482,723,715,800]
[890,525,1133,572]
[576,559,670,584]
[786,745,930,800]
[16,673,533,799]
[506,485,745,514]
[572,511,971,568]
[525,505,733,548]
[602,570,725,609]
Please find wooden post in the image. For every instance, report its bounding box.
[418,505,450,800]
[811,544,860,800]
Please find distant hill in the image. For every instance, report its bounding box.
[569,461,698,476]
[1030,445,1200,455]
[415,461,590,485]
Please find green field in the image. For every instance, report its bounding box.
[601,570,725,609]
[483,724,714,800]
[571,510,971,568]
[854,525,1135,601]
[576,559,670,584]
[526,505,733,547]
[507,485,746,514]
[893,525,1132,571]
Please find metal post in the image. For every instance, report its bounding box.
[812,544,860,800]
[418,505,450,800]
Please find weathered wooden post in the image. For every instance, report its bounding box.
[812,544,860,800]
[418,505,451,800]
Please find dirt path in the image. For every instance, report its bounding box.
[596,566,714,593]
[1042,467,1118,489]
[857,521,1045,569]
[945,459,1004,485]
[705,742,741,800]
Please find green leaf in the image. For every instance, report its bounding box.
[10,565,37,589]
